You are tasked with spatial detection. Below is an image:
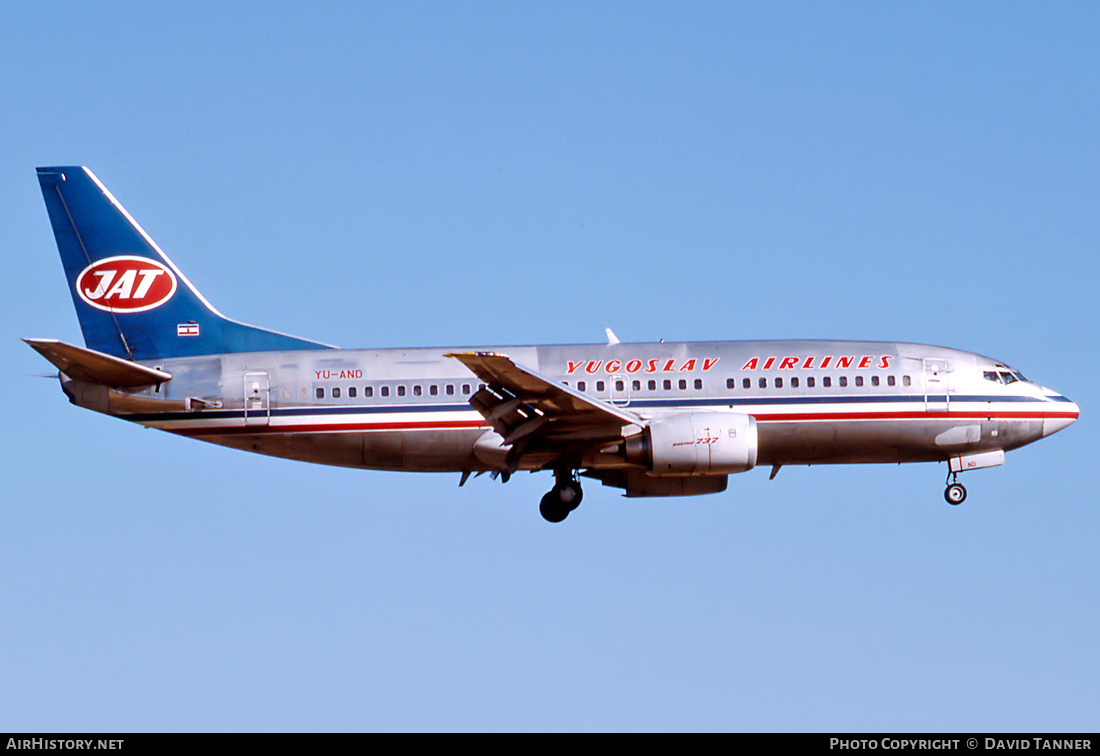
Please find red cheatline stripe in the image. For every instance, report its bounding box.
[169,419,486,436]
[156,409,1077,437]
[753,410,1079,422]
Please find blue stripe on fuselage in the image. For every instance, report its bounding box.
[126,393,1058,425]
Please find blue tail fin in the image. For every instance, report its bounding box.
[36,166,332,360]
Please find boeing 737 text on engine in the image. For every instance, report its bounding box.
[27,167,1079,522]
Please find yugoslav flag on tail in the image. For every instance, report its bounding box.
[36,166,332,361]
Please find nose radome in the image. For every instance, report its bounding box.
[1042,397,1079,438]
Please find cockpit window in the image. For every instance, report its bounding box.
[986,367,1029,385]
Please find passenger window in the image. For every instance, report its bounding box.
[759,378,767,389]
[871,376,879,387]
[678,379,687,390]
[430,385,438,396]
[381,386,390,397]
[648,380,656,391]
[413,385,422,396]
[631,380,640,391]
[743,378,751,389]
[578,381,586,392]
[839,376,848,387]
[902,376,911,387]
[349,386,357,398]
[726,378,735,390]
[446,384,454,396]
[397,386,406,397]
[823,377,832,388]
[887,376,896,387]
[791,377,799,388]
[365,386,373,397]
[693,379,702,390]
[333,387,341,398]
[807,377,815,388]
[596,381,605,392]
[316,387,324,399]
[855,376,863,387]
[775,377,783,388]
[462,384,471,395]
[616,380,625,392]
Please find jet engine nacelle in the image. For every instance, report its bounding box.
[626,412,758,475]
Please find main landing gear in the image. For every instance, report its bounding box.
[540,469,583,523]
[944,470,967,505]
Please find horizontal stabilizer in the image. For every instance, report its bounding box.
[24,338,171,387]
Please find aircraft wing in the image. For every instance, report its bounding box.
[446,351,642,449]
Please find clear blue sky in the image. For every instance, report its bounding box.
[2,1,1096,731]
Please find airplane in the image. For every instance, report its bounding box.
[27,166,1079,522]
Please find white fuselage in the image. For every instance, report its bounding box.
[98,339,1077,480]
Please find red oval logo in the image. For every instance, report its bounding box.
[76,256,178,313]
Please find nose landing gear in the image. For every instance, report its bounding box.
[944,470,967,505]
[539,469,583,523]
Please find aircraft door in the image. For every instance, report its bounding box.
[243,372,270,426]
[923,359,950,413]
[609,373,631,407]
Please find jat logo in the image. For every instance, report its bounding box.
[76,256,177,313]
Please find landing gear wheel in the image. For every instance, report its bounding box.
[539,492,570,523]
[945,483,967,505]
[540,472,584,523]
[555,481,583,511]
